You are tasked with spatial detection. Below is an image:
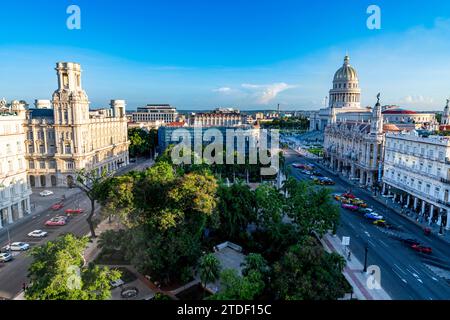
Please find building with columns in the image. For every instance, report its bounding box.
[309,55,372,132]
[0,100,32,229]
[382,131,450,230]
[324,96,386,187]
[25,62,130,188]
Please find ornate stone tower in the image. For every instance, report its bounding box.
[370,93,383,135]
[52,62,90,160]
[442,99,450,125]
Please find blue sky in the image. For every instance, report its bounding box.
[0,0,450,110]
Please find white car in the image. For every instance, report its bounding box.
[39,190,54,197]
[110,279,125,288]
[6,242,30,251]
[28,230,48,238]
[0,252,13,263]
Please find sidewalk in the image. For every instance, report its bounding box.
[321,233,392,300]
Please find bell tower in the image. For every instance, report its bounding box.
[52,62,89,125]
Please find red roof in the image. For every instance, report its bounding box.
[382,108,417,115]
[165,121,185,127]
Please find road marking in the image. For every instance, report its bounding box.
[378,240,389,248]
[393,264,406,274]
[392,268,408,284]
[364,231,371,238]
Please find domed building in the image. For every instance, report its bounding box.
[309,55,372,131]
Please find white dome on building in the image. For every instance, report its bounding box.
[333,55,358,82]
[328,55,361,109]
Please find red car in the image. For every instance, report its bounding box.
[342,193,356,199]
[65,208,84,214]
[51,202,64,210]
[341,203,359,211]
[45,217,67,226]
[411,244,432,254]
[292,163,304,169]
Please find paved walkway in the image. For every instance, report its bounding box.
[321,233,391,300]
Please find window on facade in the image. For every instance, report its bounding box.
[65,144,71,154]
[49,161,56,169]
[426,184,431,194]
[29,161,35,169]
[66,161,74,170]
[39,161,45,169]
[28,144,34,153]
[8,161,13,172]
[6,144,11,153]
[439,151,445,161]
[17,141,22,152]
[39,144,45,154]
[418,181,422,191]
[435,187,440,198]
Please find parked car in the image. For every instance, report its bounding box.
[342,203,359,211]
[333,194,342,201]
[411,244,432,254]
[292,163,303,169]
[65,208,84,214]
[342,192,356,199]
[358,207,373,214]
[5,242,30,251]
[39,190,54,197]
[28,230,48,238]
[364,212,383,221]
[110,279,125,288]
[45,217,67,226]
[320,177,335,185]
[51,202,64,211]
[0,252,13,263]
[312,171,324,177]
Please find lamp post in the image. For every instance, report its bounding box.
[363,243,369,273]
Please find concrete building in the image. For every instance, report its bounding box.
[189,109,242,127]
[0,99,32,229]
[382,132,450,230]
[25,62,130,187]
[383,106,437,131]
[324,96,386,187]
[130,104,178,128]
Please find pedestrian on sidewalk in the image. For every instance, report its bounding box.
[22,282,27,292]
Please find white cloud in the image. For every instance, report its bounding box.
[241,82,297,104]
[213,87,232,93]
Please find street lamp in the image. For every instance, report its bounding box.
[363,243,369,273]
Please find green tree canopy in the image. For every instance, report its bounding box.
[26,234,120,300]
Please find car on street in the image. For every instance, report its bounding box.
[28,230,48,238]
[358,207,373,214]
[320,177,335,185]
[411,244,432,254]
[312,171,324,177]
[45,217,67,226]
[0,252,13,263]
[39,190,54,197]
[364,212,383,221]
[342,203,359,211]
[110,279,125,288]
[292,163,303,169]
[333,193,342,201]
[5,242,30,251]
[373,220,389,228]
[401,238,421,246]
[342,192,356,199]
[51,202,64,210]
[65,208,84,214]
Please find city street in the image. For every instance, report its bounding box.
[284,148,450,300]
[0,158,153,299]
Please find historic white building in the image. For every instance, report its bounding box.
[189,109,243,127]
[324,96,386,187]
[309,55,372,131]
[131,104,178,128]
[383,132,450,230]
[0,100,32,229]
[25,62,130,188]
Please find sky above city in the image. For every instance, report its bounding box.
[0,0,450,110]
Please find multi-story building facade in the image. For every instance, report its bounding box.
[382,132,450,230]
[131,104,178,127]
[189,109,242,127]
[0,100,32,229]
[25,62,130,187]
[324,96,385,187]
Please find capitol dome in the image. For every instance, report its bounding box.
[328,55,361,109]
[333,55,358,82]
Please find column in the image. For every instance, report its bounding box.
[429,205,434,224]
[400,194,403,204]
[18,202,23,219]
[351,165,356,179]
[413,197,418,210]
[382,183,386,195]
[26,197,31,214]
[407,195,411,207]
[421,201,426,216]
[446,212,450,230]
[437,209,442,226]
[360,171,365,185]
[7,206,13,224]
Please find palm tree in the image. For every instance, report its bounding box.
[198,253,221,293]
